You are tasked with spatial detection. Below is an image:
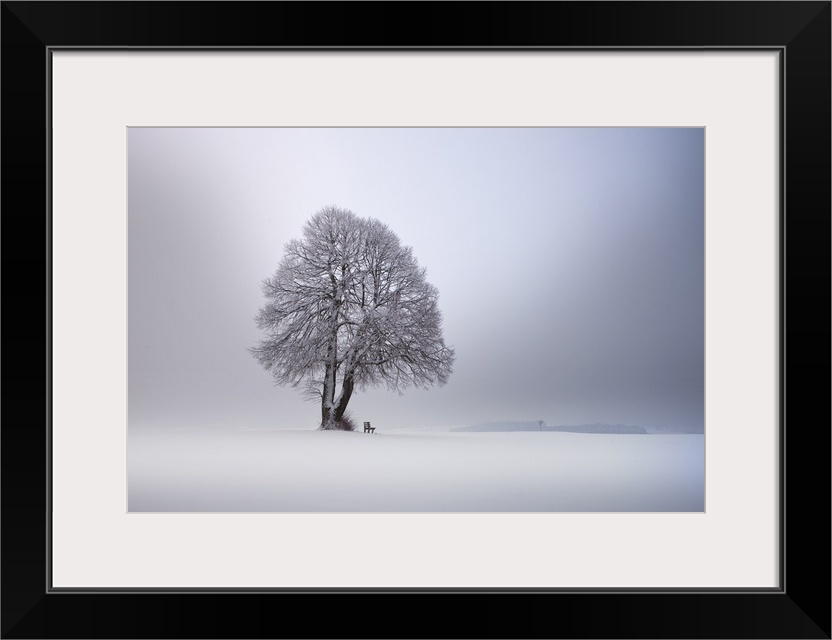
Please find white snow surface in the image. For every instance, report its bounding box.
[128,427,704,512]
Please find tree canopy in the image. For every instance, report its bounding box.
[251,206,455,430]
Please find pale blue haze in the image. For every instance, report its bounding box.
[128,128,704,433]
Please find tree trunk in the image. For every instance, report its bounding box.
[318,283,341,430]
[333,374,354,423]
[320,362,336,429]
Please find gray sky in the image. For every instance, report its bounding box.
[128,127,704,432]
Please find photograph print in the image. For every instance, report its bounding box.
[128,127,704,512]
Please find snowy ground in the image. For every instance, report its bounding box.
[128,427,704,512]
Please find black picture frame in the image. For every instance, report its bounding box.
[2,2,829,638]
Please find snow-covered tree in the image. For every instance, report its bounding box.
[251,206,455,430]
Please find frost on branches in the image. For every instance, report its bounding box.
[250,206,455,431]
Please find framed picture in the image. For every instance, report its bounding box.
[125,125,706,515]
[2,2,829,638]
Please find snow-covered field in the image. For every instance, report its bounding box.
[128,427,704,512]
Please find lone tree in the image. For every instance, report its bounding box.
[251,206,455,430]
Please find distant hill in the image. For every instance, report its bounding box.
[452,421,648,434]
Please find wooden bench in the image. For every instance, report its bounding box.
[363,421,375,434]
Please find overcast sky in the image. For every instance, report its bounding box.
[128,127,704,432]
